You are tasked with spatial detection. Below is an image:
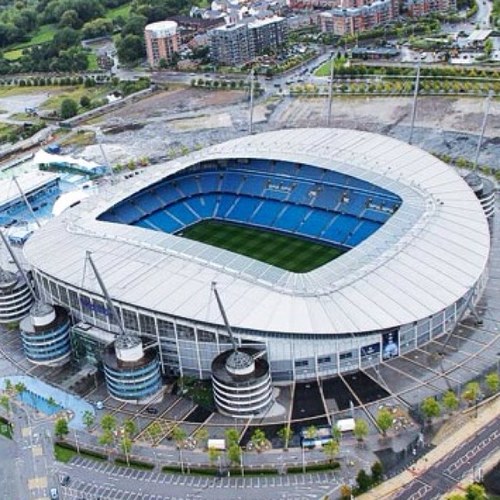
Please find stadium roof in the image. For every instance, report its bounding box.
[24,128,491,335]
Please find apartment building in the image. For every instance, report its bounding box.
[209,16,287,66]
[144,21,180,67]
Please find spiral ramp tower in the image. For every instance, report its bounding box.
[210,283,273,417]
[20,302,71,366]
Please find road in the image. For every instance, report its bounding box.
[0,401,60,500]
[57,456,340,499]
[393,415,500,500]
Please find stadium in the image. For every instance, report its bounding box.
[24,128,491,384]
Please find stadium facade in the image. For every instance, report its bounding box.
[24,129,491,383]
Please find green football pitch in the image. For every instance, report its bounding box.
[179,220,345,273]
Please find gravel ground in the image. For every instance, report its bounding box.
[69,89,500,170]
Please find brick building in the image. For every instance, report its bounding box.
[144,21,180,67]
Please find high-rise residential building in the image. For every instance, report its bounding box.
[209,16,287,66]
[209,23,251,67]
[144,20,180,67]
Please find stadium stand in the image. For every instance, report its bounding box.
[99,159,402,250]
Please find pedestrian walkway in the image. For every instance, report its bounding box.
[359,396,500,499]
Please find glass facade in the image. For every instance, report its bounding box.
[20,309,71,366]
[33,268,487,382]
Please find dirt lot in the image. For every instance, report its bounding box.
[5,85,497,169]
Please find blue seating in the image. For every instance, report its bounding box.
[134,194,163,214]
[364,208,391,223]
[314,186,338,211]
[154,185,178,205]
[215,194,238,219]
[113,204,143,224]
[177,176,199,197]
[167,203,199,226]
[99,158,403,248]
[286,182,314,204]
[226,197,261,222]
[251,199,283,226]
[298,210,333,238]
[185,195,216,219]
[199,174,219,193]
[240,175,268,197]
[345,220,379,246]
[221,173,243,193]
[146,211,182,233]
[274,205,309,232]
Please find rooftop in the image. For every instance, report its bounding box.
[24,128,490,335]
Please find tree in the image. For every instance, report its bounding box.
[54,418,69,439]
[376,408,394,436]
[322,439,339,464]
[277,426,292,449]
[331,424,342,443]
[250,428,266,450]
[442,390,459,414]
[116,34,145,65]
[421,397,441,421]
[208,446,221,466]
[194,427,209,448]
[47,397,57,407]
[339,484,352,500]
[4,380,12,392]
[304,425,317,439]
[100,414,117,433]
[354,418,369,441]
[147,421,163,444]
[356,469,372,493]
[465,483,487,500]
[371,461,383,483]
[60,98,78,119]
[122,418,137,438]
[224,428,239,446]
[59,10,82,29]
[171,426,186,447]
[14,382,26,394]
[82,410,94,431]
[0,394,10,412]
[484,39,493,58]
[99,429,114,447]
[227,442,241,466]
[485,372,499,394]
[80,95,91,108]
[462,382,480,405]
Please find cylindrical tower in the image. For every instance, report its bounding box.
[0,268,34,324]
[103,335,163,404]
[20,303,71,366]
[211,347,273,417]
[464,172,495,222]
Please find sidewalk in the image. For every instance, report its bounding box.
[359,396,500,500]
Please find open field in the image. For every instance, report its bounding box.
[180,220,344,273]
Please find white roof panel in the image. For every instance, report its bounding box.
[24,128,491,335]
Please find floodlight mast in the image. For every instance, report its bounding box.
[211,281,238,353]
[86,250,125,336]
[12,176,41,229]
[0,228,38,299]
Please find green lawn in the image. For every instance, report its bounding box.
[54,443,77,462]
[0,417,13,440]
[179,220,344,273]
[3,49,23,61]
[106,3,132,19]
